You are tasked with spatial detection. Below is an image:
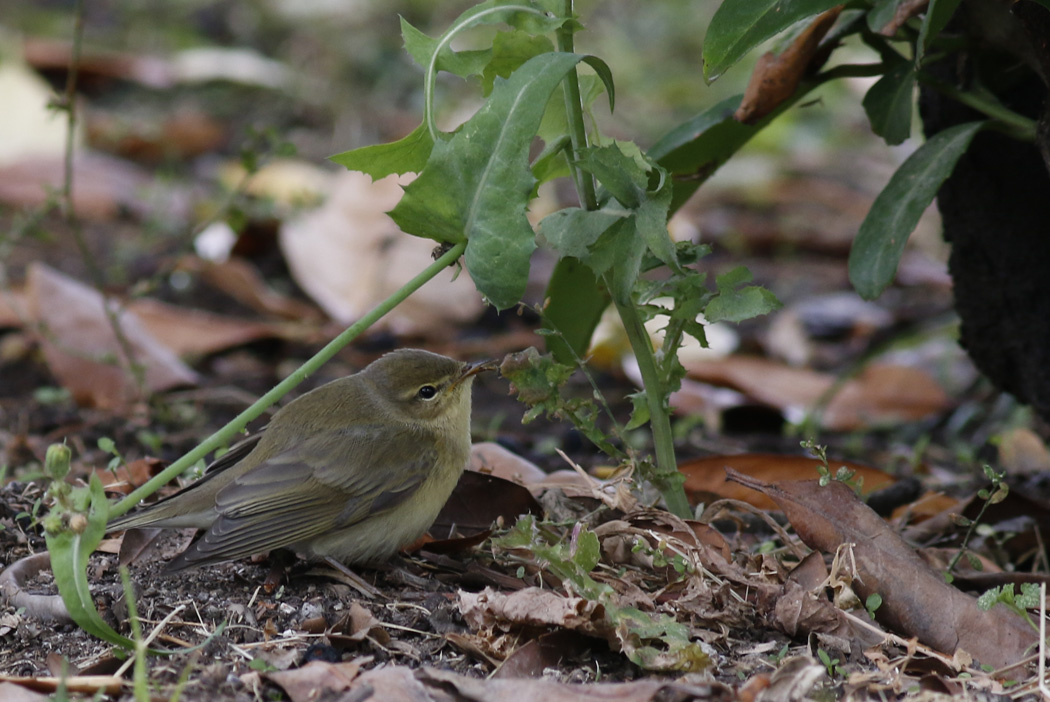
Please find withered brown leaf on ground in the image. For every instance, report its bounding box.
[266,664,733,702]
[734,7,843,124]
[25,263,199,408]
[494,630,598,679]
[725,469,1037,668]
[680,356,952,430]
[679,453,895,511]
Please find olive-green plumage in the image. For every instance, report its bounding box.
[108,349,488,572]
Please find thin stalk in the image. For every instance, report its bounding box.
[615,297,691,517]
[556,0,598,211]
[555,0,689,517]
[112,241,467,518]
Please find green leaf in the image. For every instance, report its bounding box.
[46,476,136,649]
[390,52,587,309]
[702,0,845,82]
[540,207,624,259]
[650,93,801,214]
[329,123,433,179]
[705,266,781,323]
[863,57,915,145]
[481,30,555,95]
[401,17,491,78]
[573,529,601,572]
[541,259,609,363]
[917,0,962,64]
[577,142,650,209]
[849,121,984,299]
[625,391,651,430]
[866,0,902,33]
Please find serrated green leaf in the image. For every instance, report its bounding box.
[863,57,915,145]
[390,52,587,309]
[481,30,555,95]
[540,207,624,259]
[849,121,984,299]
[702,0,845,82]
[401,17,491,78]
[577,143,649,208]
[329,123,433,179]
[705,266,780,323]
[625,391,651,430]
[706,286,781,323]
[590,219,646,304]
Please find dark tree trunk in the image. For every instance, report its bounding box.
[919,0,1050,420]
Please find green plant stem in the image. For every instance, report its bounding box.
[555,0,688,517]
[111,241,467,518]
[615,297,691,517]
[556,0,598,211]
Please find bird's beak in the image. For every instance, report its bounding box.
[452,359,497,389]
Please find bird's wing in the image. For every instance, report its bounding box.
[166,423,437,569]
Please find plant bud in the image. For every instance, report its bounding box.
[45,443,72,481]
[69,513,89,534]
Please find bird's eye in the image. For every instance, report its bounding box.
[417,385,438,400]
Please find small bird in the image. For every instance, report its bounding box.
[108,349,492,572]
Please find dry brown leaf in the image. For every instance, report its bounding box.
[680,453,895,511]
[26,263,199,408]
[126,298,296,356]
[494,630,596,679]
[86,108,225,163]
[681,356,951,430]
[279,171,485,336]
[725,469,1037,669]
[0,152,154,220]
[263,659,368,702]
[22,37,174,89]
[735,7,843,124]
[997,427,1050,474]
[181,256,326,322]
[93,456,165,495]
[431,469,543,541]
[459,587,609,638]
[469,441,548,488]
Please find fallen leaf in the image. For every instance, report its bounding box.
[459,587,609,639]
[681,356,952,430]
[126,298,299,356]
[725,469,1037,668]
[23,36,175,89]
[181,256,326,323]
[93,456,165,495]
[680,453,895,511]
[264,659,366,702]
[0,61,74,167]
[25,263,199,408]
[469,441,548,488]
[430,468,543,541]
[279,171,485,336]
[87,108,225,163]
[494,630,595,679]
[0,152,155,220]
